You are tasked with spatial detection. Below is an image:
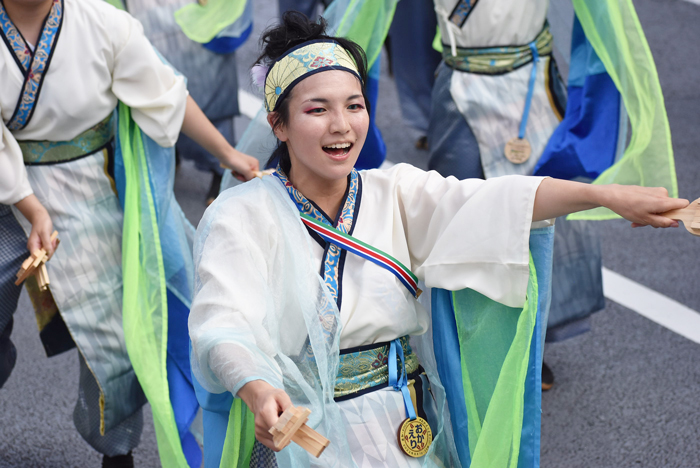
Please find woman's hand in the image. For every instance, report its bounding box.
[180,96,259,181]
[219,148,260,182]
[237,380,293,451]
[600,185,688,228]
[14,194,57,259]
[533,178,689,227]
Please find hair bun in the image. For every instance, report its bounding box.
[256,11,329,65]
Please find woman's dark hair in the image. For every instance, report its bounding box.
[256,11,370,174]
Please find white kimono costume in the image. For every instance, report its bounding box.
[429,0,605,343]
[190,164,545,467]
[431,0,564,179]
[0,0,186,455]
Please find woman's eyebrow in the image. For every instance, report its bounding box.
[306,94,363,103]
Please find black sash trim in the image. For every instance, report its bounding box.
[449,0,480,28]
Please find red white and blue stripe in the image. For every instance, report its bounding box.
[300,213,420,298]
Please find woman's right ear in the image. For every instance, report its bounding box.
[267,113,287,142]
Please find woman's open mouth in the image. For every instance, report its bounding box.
[322,142,353,157]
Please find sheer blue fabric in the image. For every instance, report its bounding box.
[113,107,200,466]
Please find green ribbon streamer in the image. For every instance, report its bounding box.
[119,104,188,467]
[174,0,247,44]
[454,255,539,466]
[568,0,678,220]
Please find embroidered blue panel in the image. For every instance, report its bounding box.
[449,0,478,28]
[0,2,32,72]
[274,167,359,307]
[0,0,64,131]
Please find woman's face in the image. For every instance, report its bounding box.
[273,70,369,184]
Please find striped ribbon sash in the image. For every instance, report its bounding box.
[300,213,421,298]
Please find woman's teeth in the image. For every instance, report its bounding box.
[323,143,352,156]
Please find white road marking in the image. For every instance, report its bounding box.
[238,86,700,345]
[682,0,700,5]
[603,267,700,344]
[238,89,263,119]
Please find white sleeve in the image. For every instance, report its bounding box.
[374,164,545,308]
[189,195,283,395]
[0,118,32,205]
[109,10,188,148]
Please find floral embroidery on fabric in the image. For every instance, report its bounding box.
[2,0,64,131]
[449,0,479,28]
[443,25,553,75]
[0,2,32,72]
[335,337,419,399]
[20,113,115,165]
[310,56,334,69]
[274,166,359,305]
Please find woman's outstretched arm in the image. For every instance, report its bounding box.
[180,95,260,181]
[532,178,689,228]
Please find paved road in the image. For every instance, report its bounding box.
[1,0,699,466]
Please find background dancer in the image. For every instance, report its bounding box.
[427,0,676,389]
[0,0,257,466]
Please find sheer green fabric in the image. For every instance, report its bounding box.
[118,104,188,467]
[220,399,256,468]
[568,0,677,220]
[104,0,124,10]
[174,0,247,44]
[325,0,398,68]
[453,256,539,466]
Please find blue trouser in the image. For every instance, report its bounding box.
[388,0,442,134]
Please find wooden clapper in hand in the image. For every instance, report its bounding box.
[663,197,700,236]
[15,231,60,291]
[269,406,330,458]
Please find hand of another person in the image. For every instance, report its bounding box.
[219,148,260,182]
[15,194,57,260]
[237,379,293,451]
[601,185,689,228]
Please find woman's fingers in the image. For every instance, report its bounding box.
[27,215,55,259]
[39,229,55,260]
[250,387,295,452]
[27,231,42,255]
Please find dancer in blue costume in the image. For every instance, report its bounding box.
[189,13,686,468]
[0,0,258,466]
[427,0,633,388]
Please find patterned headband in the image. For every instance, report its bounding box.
[264,39,362,112]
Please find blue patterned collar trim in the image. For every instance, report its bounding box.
[274,166,361,307]
[1,0,64,131]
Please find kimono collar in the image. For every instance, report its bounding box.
[274,166,360,233]
[274,166,362,307]
[0,0,64,130]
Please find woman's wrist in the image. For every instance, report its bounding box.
[592,184,615,211]
[237,379,274,410]
[15,194,45,224]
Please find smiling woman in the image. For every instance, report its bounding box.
[188,11,688,468]
[270,70,369,217]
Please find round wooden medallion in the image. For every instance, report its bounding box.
[397,417,432,458]
[504,137,532,164]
